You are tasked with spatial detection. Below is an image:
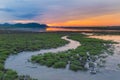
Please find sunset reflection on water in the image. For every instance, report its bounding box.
[46,27,120,33]
[46,27,91,32]
[90,35,120,42]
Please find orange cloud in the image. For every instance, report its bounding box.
[48,13,120,26]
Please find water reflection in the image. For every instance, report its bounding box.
[47,27,120,32]
[90,35,120,71]
[90,35,120,42]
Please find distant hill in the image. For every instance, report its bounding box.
[0,23,47,28]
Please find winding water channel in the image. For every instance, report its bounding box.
[5,35,120,80]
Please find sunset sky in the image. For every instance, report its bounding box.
[0,0,120,26]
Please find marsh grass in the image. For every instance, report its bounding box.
[0,32,68,80]
[31,33,114,71]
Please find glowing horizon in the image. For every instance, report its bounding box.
[47,13,120,27]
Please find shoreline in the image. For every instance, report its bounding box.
[0,28,120,34]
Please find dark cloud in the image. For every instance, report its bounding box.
[0,8,14,12]
[15,13,42,19]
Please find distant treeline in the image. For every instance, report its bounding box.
[0,23,47,28]
[51,26,120,30]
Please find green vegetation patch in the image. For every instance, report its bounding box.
[0,32,68,80]
[31,33,113,71]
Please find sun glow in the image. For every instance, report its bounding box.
[48,13,120,27]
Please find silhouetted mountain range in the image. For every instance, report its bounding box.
[0,23,47,28]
